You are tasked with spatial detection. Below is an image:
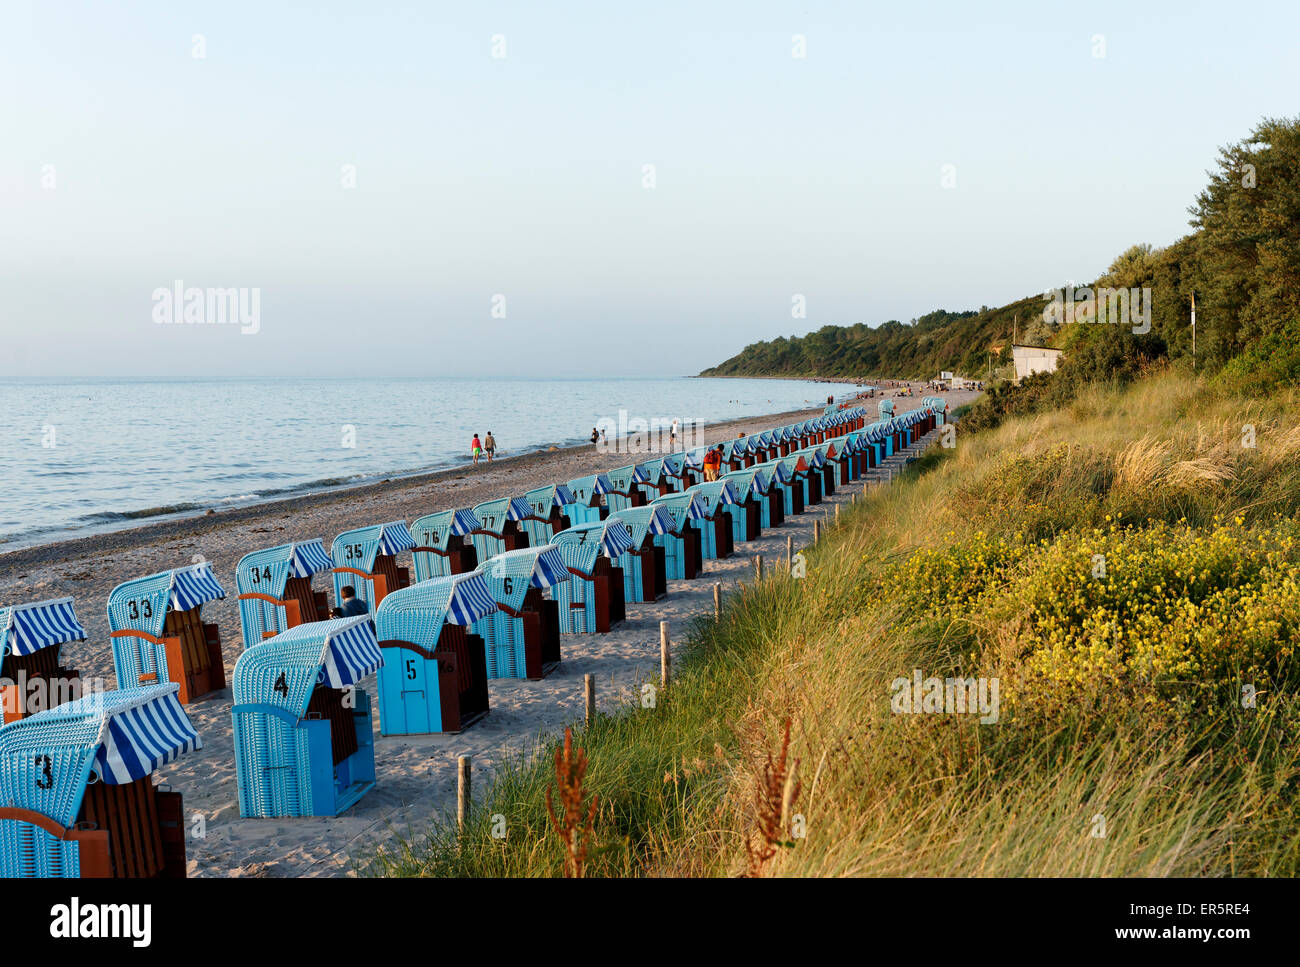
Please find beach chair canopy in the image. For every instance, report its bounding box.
[792,445,826,468]
[236,540,334,600]
[552,520,635,573]
[473,545,569,611]
[682,446,708,470]
[108,564,226,637]
[233,615,382,718]
[634,459,664,486]
[605,464,649,493]
[0,598,87,658]
[376,572,499,646]
[661,453,689,477]
[720,468,765,500]
[755,458,792,484]
[776,453,810,476]
[567,473,613,502]
[473,496,535,533]
[524,484,577,517]
[411,509,482,551]
[609,505,677,547]
[650,492,707,527]
[332,522,415,574]
[686,479,741,512]
[0,683,199,826]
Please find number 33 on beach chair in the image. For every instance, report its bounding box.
[231,616,383,818]
[331,521,415,611]
[0,683,200,877]
[108,564,227,705]
[373,572,499,734]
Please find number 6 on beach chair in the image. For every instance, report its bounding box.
[471,546,570,679]
[330,521,415,611]
[108,564,227,705]
[0,598,87,725]
[551,520,635,634]
[374,573,499,734]
[411,508,482,581]
[231,616,382,817]
[236,540,336,650]
[0,683,199,877]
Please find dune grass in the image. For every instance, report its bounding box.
[365,366,1300,876]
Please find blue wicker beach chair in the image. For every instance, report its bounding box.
[680,447,709,488]
[231,616,382,817]
[648,492,707,580]
[685,479,741,559]
[608,505,676,602]
[566,473,614,525]
[411,508,482,581]
[108,564,226,705]
[470,496,535,561]
[236,540,335,651]
[331,521,415,612]
[521,484,576,545]
[772,454,810,514]
[721,467,774,535]
[603,464,650,512]
[0,683,199,877]
[635,458,669,499]
[471,546,570,680]
[374,573,498,733]
[551,520,635,633]
[792,444,833,500]
[1,598,87,725]
[659,453,692,492]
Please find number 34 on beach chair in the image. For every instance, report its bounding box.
[0,683,200,877]
[108,564,227,705]
[235,539,336,650]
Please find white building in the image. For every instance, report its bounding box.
[1012,344,1063,382]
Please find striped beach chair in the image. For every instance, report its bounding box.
[604,464,649,512]
[471,546,570,680]
[0,598,87,725]
[608,505,675,603]
[471,496,534,560]
[660,453,692,491]
[411,508,482,581]
[720,467,769,539]
[685,479,740,559]
[769,454,810,514]
[647,492,706,580]
[374,573,498,733]
[236,539,335,651]
[231,616,382,817]
[552,520,635,634]
[792,444,833,500]
[0,683,198,877]
[108,564,227,704]
[521,484,576,546]
[634,458,673,499]
[331,521,415,612]
[566,473,614,526]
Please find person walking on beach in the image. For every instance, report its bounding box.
[471,433,483,465]
[669,418,680,451]
[484,431,497,463]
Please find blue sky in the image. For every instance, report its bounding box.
[2,0,1297,378]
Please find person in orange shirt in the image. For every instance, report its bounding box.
[703,445,723,482]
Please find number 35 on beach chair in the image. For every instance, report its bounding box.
[0,683,199,877]
[374,573,499,734]
[411,508,482,581]
[1,597,87,725]
[108,564,227,705]
[235,539,336,650]
[471,545,570,680]
[552,520,635,634]
[231,616,382,818]
[331,521,414,611]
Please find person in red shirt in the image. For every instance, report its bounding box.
[703,445,723,481]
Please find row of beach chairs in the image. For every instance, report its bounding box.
[0,401,948,877]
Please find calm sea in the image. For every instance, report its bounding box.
[1,376,850,550]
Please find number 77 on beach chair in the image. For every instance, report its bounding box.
[331,521,415,612]
[0,597,88,725]
[231,615,383,817]
[235,539,336,650]
[0,682,200,877]
[108,564,227,705]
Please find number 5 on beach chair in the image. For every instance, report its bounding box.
[1,598,87,725]
[231,616,382,817]
[552,520,635,634]
[411,508,482,581]
[108,564,227,705]
[374,573,499,734]
[330,521,415,612]
[0,683,199,877]
[471,546,570,680]
[236,539,335,650]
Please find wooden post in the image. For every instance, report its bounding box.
[786,534,793,567]
[660,621,671,687]
[457,755,471,834]
[713,582,721,621]
[814,519,821,543]
[754,554,764,581]
[584,674,595,727]
[835,503,840,523]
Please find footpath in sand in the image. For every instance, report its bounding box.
[0,382,977,876]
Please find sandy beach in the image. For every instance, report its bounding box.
[0,382,977,876]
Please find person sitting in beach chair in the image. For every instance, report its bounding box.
[335,585,370,623]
